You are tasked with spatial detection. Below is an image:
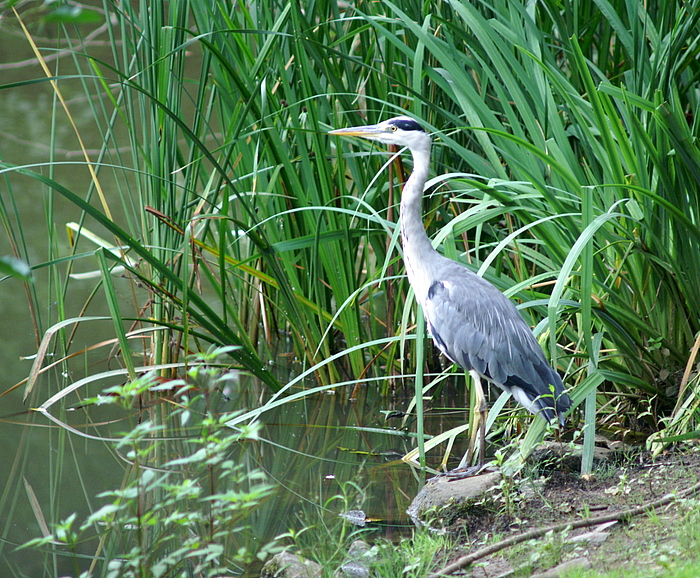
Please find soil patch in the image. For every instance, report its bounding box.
[439,446,700,577]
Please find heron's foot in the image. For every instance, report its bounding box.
[437,463,495,480]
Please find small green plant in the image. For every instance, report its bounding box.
[278,477,454,578]
[492,451,523,518]
[604,473,631,498]
[278,480,374,575]
[527,528,570,573]
[21,350,279,577]
[677,499,700,555]
[373,531,454,578]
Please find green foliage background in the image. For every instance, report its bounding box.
[2,0,700,574]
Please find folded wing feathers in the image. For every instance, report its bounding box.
[423,264,569,421]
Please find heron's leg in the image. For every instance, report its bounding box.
[458,371,488,469]
[472,371,488,466]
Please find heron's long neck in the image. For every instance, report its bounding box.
[400,145,437,301]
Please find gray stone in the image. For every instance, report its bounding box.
[407,470,502,531]
[334,540,377,578]
[337,560,369,578]
[261,552,322,578]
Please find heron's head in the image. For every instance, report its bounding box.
[329,116,430,150]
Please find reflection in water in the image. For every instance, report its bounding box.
[237,364,472,546]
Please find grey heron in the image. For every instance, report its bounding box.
[329,116,571,467]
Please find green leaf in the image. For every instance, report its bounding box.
[43,6,103,24]
[0,256,31,281]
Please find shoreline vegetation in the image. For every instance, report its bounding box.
[1,0,699,575]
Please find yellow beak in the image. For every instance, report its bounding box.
[328,124,386,138]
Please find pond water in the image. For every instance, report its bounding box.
[0,20,475,576]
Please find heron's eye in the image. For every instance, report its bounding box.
[390,125,398,132]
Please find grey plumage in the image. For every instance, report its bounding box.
[330,116,571,460]
[422,260,568,424]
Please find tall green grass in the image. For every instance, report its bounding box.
[322,0,700,465]
[2,0,700,572]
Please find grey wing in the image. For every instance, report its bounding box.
[421,264,570,422]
